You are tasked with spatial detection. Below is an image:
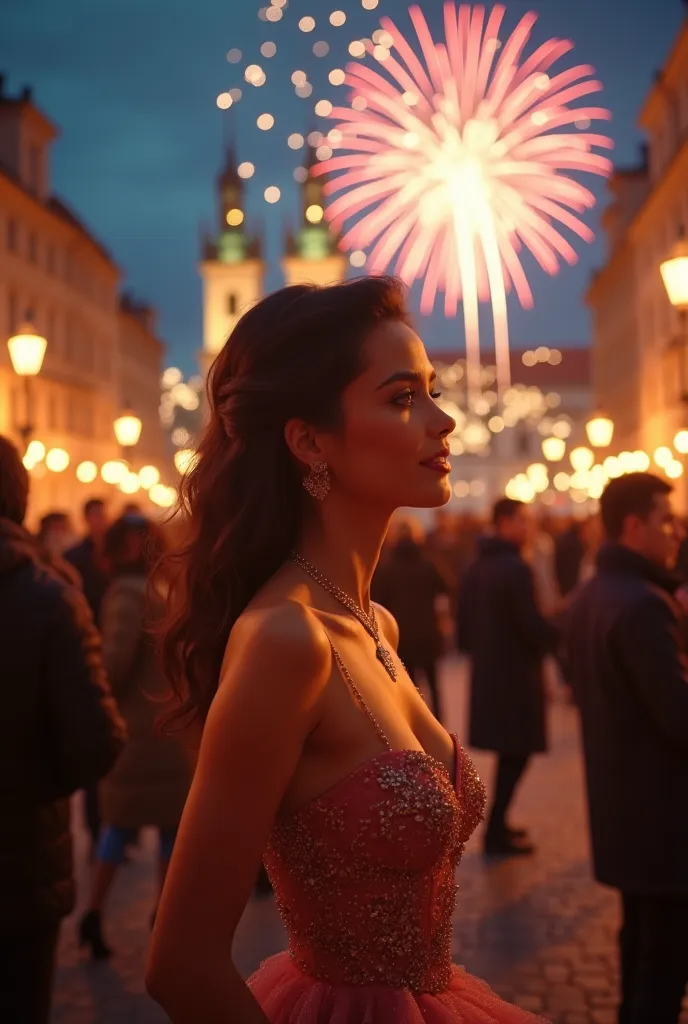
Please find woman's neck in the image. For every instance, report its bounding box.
[296,497,391,611]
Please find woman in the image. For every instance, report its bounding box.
[146,278,545,1023]
[79,515,193,959]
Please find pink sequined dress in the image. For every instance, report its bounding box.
[248,644,547,1023]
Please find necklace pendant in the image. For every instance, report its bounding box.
[376,643,397,681]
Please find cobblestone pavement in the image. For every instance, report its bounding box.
[52,656,688,1023]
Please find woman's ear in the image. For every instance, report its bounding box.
[284,418,327,470]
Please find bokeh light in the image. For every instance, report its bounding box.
[329,11,346,27]
[257,113,275,130]
[264,186,281,203]
[299,16,316,32]
[350,250,367,267]
[216,93,233,109]
[238,161,255,178]
[313,41,330,57]
[227,48,242,63]
[260,41,277,58]
[315,99,333,117]
[328,68,345,86]
[288,133,305,149]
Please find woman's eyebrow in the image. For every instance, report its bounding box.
[375,369,437,390]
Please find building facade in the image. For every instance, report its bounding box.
[588,16,688,462]
[0,80,169,526]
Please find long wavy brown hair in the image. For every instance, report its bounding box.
[159,276,409,729]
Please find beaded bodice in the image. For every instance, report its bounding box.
[264,643,486,994]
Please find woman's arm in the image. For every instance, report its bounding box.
[146,601,331,1023]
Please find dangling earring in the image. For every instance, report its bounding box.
[303,461,331,501]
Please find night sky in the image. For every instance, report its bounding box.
[1,0,684,374]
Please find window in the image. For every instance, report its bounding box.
[28,144,41,194]
[227,293,238,315]
[8,291,17,334]
[516,426,530,457]
[48,391,59,430]
[6,218,17,252]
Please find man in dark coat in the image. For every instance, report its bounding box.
[65,497,112,845]
[0,437,126,1024]
[565,472,688,1024]
[458,498,557,856]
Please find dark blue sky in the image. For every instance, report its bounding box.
[2,0,683,373]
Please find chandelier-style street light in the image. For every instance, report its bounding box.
[7,314,47,447]
[114,406,143,449]
[660,231,688,313]
[586,412,615,449]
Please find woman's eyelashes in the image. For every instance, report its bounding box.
[392,388,442,407]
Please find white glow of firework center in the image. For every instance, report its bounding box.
[315,4,613,406]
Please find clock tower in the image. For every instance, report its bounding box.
[199,147,264,380]
[282,147,347,287]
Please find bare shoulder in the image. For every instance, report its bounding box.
[372,601,399,651]
[217,600,332,716]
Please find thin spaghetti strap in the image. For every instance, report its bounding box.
[324,633,393,752]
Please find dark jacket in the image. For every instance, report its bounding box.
[65,537,110,623]
[554,526,586,598]
[372,541,449,663]
[0,519,126,932]
[458,536,557,755]
[566,542,688,894]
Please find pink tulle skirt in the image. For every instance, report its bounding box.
[248,952,549,1023]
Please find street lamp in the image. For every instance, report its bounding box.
[586,412,614,449]
[660,232,688,314]
[7,315,47,447]
[114,406,143,449]
[542,436,566,462]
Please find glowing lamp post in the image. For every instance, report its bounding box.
[586,413,614,449]
[114,408,143,449]
[660,233,688,314]
[542,437,566,462]
[7,316,47,446]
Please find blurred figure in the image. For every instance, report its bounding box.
[554,518,588,599]
[373,517,450,720]
[36,511,76,559]
[566,473,688,1024]
[458,498,558,856]
[0,437,125,1024]
[79,514,194,960]
[66,498,112,849]
[425,510,461,604]
[526,516,562,618]
[66,498,111,624]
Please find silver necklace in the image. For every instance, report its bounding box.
[290,551,397,681]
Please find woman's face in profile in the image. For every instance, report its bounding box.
[324,320,455,512]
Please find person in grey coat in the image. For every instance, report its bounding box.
[565,472,688,1024]
[458,498,557,856]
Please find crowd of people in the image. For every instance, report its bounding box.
[0,435,194,1022]
[2,417,688,1022]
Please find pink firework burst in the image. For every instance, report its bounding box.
[316,3,613,399]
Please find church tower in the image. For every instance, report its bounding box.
[282,147,347,287]
[199,146,264,379]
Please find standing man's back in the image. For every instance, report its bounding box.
[458,498,557,856]
[566,472,688,1024]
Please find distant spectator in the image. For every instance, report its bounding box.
[65,498,111,624]
[66,498,113,850]
[458,498,558,857]
[79,514,194,960]
[373,517,450,721]
[0,436,125,1024]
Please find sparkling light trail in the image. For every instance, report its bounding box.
[315,3,613,401]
